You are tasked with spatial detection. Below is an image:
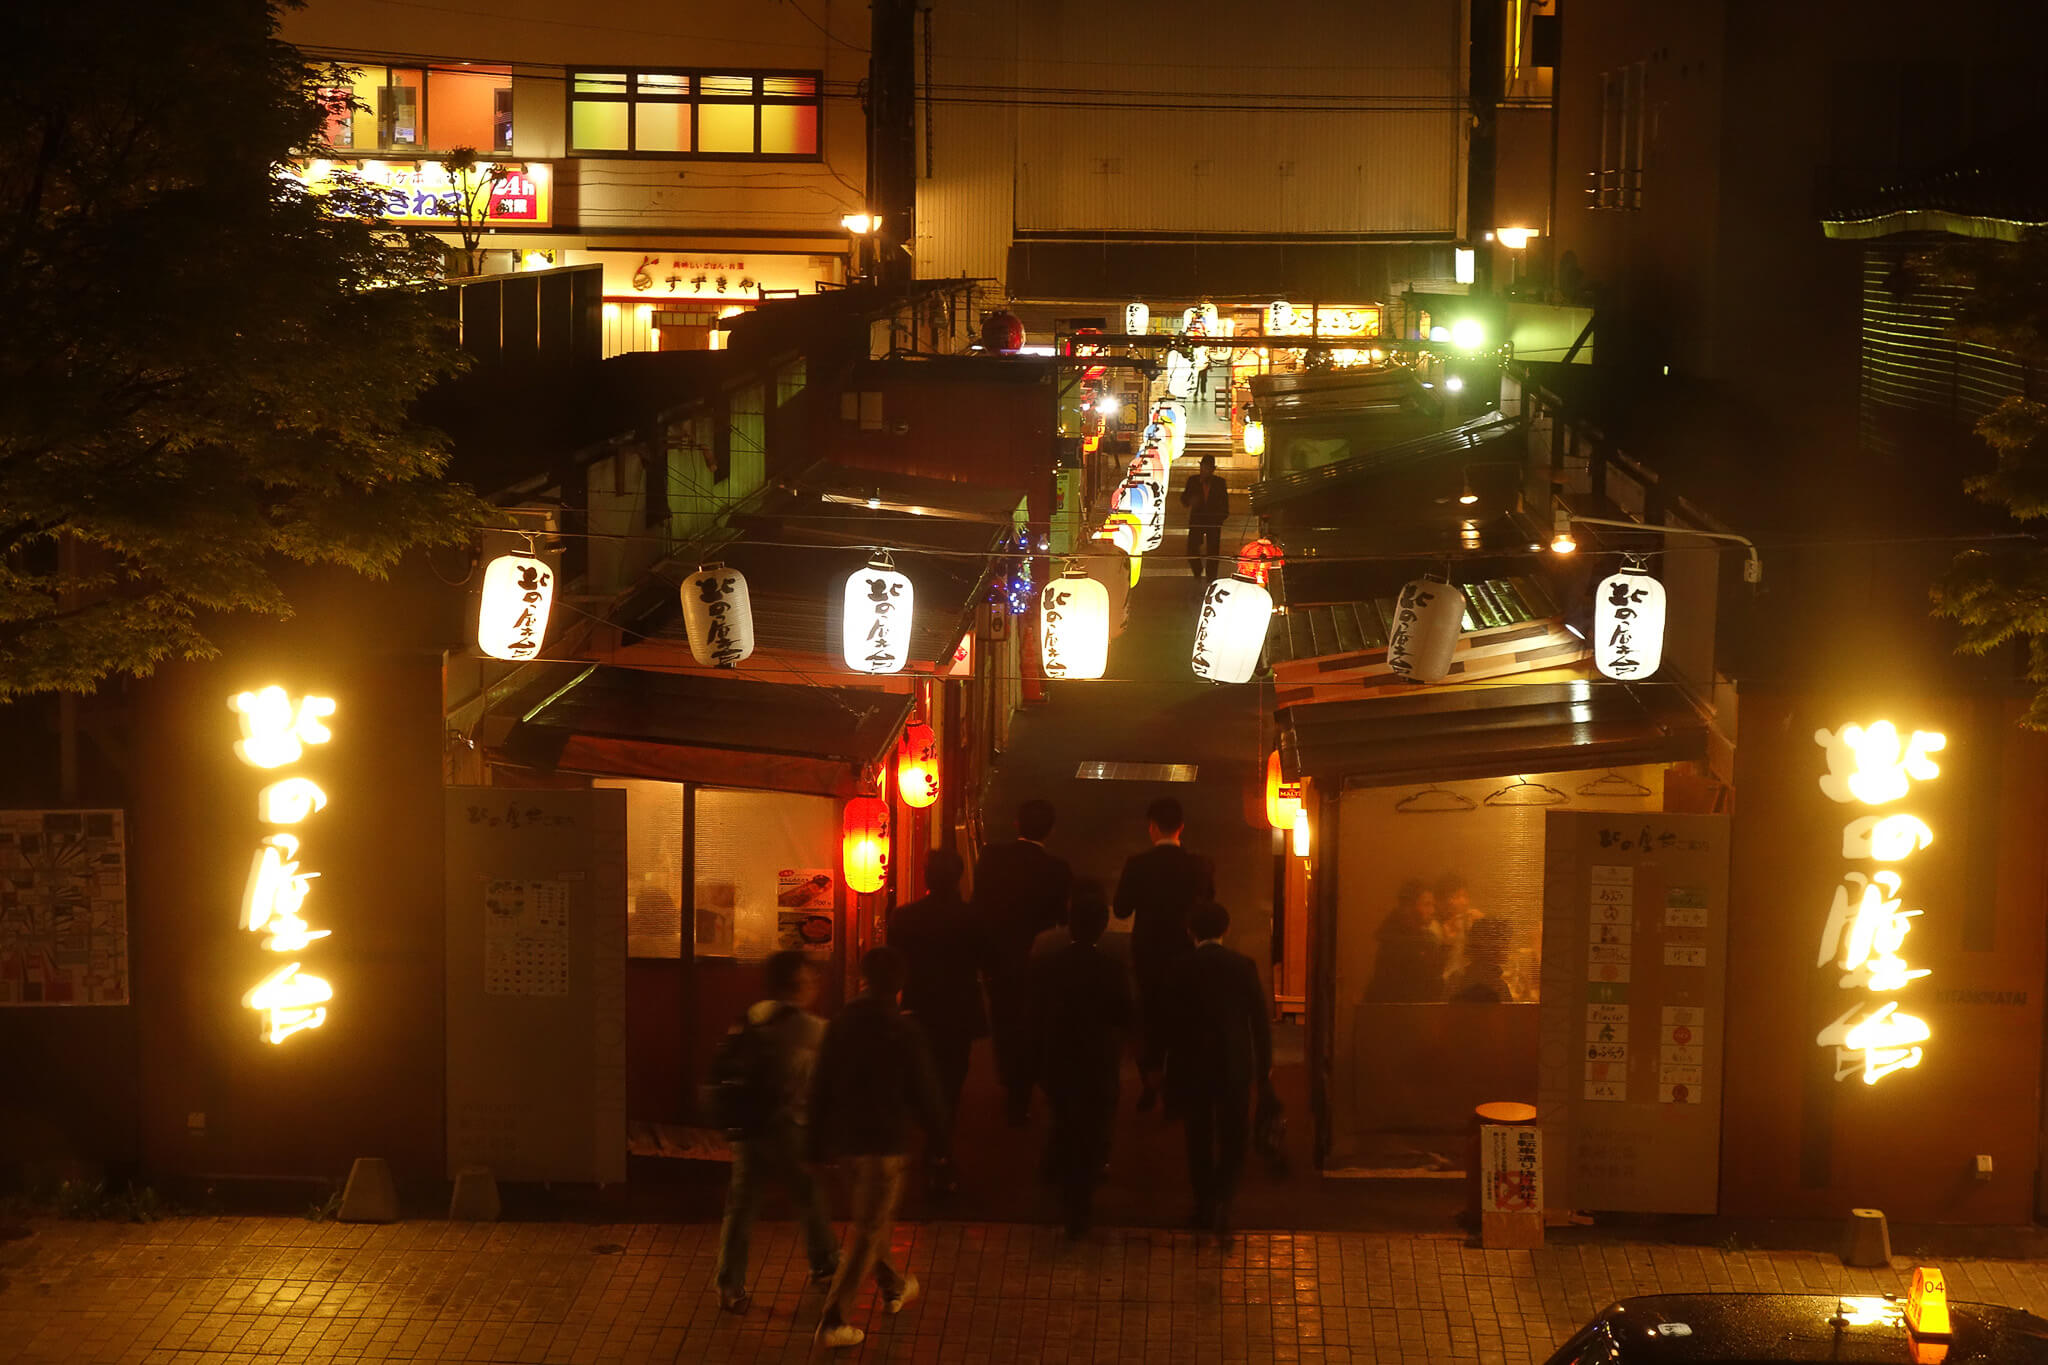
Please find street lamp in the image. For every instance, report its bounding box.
[1552,510,1764,584]
[841,212,881,282]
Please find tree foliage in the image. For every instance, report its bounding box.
[0,0,484,699]
[1931,233,2048,726]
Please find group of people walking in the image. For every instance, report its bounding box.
[710,795,1275,1348]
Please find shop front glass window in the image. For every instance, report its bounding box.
[1326,767,1666,1172]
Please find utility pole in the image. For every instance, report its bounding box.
[868,0,918,289]
[1467,0,1505,297]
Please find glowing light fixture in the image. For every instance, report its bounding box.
[842,557,914,674]
[897,722,939,808]
[1190,576,1272,684]
[1095,393,1122,418]
[1496,226,1538,250]
[1243,419,1266,457]
[1040,566,1110,680]
[1457,474,1478,505]
[1450,317,1486,351]
[1593,568,1666,680]
[1264,751,1301,830]
[477,551,555,661]
[1445,375,1465,393]
[1386,578,1464,684]
[1455,248,1476,284]
[681,563,754,668]
[231,687,336,1044]
[840,212,879,234]
[842,795,891,894]
[1549,511,1578,555]
[1292,807,1311,858]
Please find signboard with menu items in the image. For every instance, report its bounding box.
[1539,810,1729,1213]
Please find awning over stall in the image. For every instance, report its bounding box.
[1278,680,1707,789]
[1252,412,1519,515]
[494,666,911,796]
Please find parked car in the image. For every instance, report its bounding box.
[1543,1283,2048,1364]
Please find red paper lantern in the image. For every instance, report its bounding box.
[1265,750,1302,830]
[1235,536,1284,588]
[980,310,1024,353]
[897,723,939,809]
[843,795,891,894]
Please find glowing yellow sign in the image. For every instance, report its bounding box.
[1813,720,1946,1084]
[232,688,336,1043]
[242,962,333,1044]
[229,686,335,768]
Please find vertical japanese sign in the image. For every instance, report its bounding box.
[1540,810,1728,1213]
[229,686,337,1044]
[1811,722,1945,1084]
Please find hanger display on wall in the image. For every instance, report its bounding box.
[1483,776,1570,807]
[1394,783,1477,813]
[1576,770,1653,799]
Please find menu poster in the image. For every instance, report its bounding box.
[1539,811,1729,1214]
[776,868,836,953]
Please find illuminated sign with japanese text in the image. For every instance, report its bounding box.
[292,159,553,228]
[229,686,337,1044]
[1812,720,1947,1084]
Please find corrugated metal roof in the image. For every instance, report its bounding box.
[1253,412,1517,512]
[1267,574,1558,666]
[1278,681,1706,788]
[500,668,911,778]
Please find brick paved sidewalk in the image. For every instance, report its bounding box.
[6,1215,2048,1365]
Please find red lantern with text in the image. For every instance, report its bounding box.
[843,795,891,894]
[897,723,940,809]
[1265,750,1302,830]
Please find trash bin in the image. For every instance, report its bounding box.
[1470,1101,1542,1248]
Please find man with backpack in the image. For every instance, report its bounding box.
[809,945,948,1350]
[712,950,839,1315]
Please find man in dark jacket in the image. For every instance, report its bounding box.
[1029,881,1132,1238]
[973,798,1072,1125]
[809,945,948,1350]
[1179,453,1230,581]
[1113,796,1214,1107]
[889,847,987,1191]
[1163,902,1273,1244]
[712,951,837,1314]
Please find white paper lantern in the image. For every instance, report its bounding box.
[1266,300,1295,335]
[680,563,754,668]
[1164,349,1195,399]
[1386,578,1465,684]
[842,559,914,674]
[1191,576,1272,684]
[1154,401,1188,460]
[477,552,554,661]
[1080,541,1131,637]
[1118,476,1165,552]
[1595,568,1666,680]
[1125,301,1150,335]
[1040,570,1110,680]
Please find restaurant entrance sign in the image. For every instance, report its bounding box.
[1539,811,1729,1213]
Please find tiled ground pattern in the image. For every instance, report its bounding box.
[6,1216,2048,1365]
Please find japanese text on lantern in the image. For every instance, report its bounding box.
[229,687,337,1045]
[696,570,745,665]
[1812,721,1945,1084]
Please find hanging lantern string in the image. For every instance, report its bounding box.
[520,531,539,557]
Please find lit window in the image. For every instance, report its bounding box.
[316,62,512,153]
[569,69,822,158]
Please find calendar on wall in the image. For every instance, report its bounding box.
[482,878,570,996]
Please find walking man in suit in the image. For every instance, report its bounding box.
[1029,881,1133,1238]
[889,847,988,1194]
[1112,796,1214,1109]
[1163,901,1273,1245]
[973,798,1073,1125]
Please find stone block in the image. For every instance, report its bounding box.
[337,1157,401,1224]
[449,1165,500,1222]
